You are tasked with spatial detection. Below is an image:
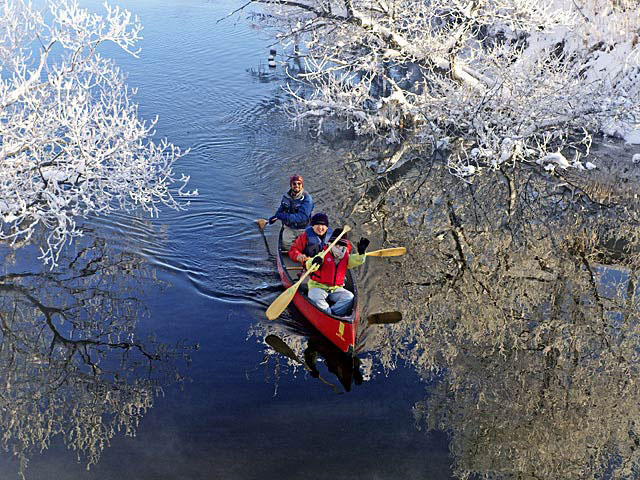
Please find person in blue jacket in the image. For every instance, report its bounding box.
[269,174,314,248]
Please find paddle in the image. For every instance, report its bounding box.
[367,311,403,324]
[365,247,406,257]
[286,246,407,270]
[265,225,351,320]
[257,218,268,230]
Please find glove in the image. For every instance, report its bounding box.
[268,215,278,224]
[357,237,370,255]
[311,256,324,268]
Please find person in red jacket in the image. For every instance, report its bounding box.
[289,212,332,264]
[304,228,369,317]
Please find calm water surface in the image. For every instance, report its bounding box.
[0,1,452,478]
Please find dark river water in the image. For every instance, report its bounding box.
[0,0,453,478]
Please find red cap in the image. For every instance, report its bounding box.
[290,174,303,186]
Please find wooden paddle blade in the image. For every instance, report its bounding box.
[257,218,268,230]
[265,284,299,320]
[365,247,406,257]
[367,311,403,324]
[265,334,300,362]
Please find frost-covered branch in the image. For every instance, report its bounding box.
[0,0,195,267]
[247,0,640,177]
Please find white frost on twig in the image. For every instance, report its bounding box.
[250,0,640,176]
[0,0,194,267]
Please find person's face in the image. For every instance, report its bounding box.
[312,224,327,236]
[290,180,303,194]
[331,244,347,259]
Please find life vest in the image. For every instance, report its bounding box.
[310,244,351,287]
[303,226,333,257]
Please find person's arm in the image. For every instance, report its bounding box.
[283,193,313,226]
[269,195,287,224]
[347,238,369,269]
[289,232,308,263]
[347,253,366,269]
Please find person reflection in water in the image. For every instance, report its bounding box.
[304,228,369,317]
[304,342,363,391]
[288,212,331,265]
[268,174,314,249]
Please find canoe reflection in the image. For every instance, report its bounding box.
[265,331,363,393]
[261,305,403,393]
[303,331,364,392]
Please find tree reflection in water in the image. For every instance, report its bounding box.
[354,150,640,479]
[0,236,195,477]
[289,138,640,478]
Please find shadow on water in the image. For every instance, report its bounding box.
[0,233,196,477]
[257,312,362,394]
[264,334,344,394]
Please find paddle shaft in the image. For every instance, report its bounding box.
[287,246,406,269]
[265,225,351,320]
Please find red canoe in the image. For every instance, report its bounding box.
[276,228,359,355]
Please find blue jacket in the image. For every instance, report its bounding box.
[275,190,313,229]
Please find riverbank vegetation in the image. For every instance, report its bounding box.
[248,0,639,173]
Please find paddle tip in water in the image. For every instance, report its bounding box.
[265,334,298,361]
[367,311,403,325]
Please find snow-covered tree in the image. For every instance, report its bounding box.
[0,0,194,267]
[247,0,640,175]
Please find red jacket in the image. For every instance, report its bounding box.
[289,231,309,263]
[309,243,353,287]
